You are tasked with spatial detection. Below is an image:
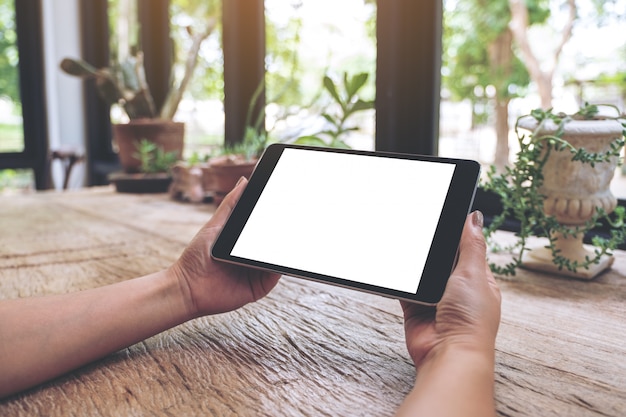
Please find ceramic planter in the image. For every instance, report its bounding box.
[518,117,624,279]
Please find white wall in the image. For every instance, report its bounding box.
[42,0,86,189]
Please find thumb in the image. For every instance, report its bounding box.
[210,177,248,226]
[454,211,488,277]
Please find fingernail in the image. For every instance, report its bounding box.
[236,176,246,186]
[472,210,484,228]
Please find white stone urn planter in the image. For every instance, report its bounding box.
[518,116,624,279]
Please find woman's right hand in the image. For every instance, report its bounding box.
[401,210,501,368]
[395,210,501,417]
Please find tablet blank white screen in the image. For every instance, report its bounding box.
[231,148,455,294]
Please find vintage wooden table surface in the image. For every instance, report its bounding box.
[0,187,624,416]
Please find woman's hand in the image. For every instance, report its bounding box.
[170,177,281,318]
[396,211,501,417]
[401,210,501,367]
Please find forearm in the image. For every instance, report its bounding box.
[395,345,497,417]
[0,269,191,398]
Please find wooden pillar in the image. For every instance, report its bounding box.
[14,0,48,189]
[138,0,172,115]
[375,1,442,155]
[222,0,265,146]
[80,0,117,185]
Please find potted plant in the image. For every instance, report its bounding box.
[109,139,179,193]
[169,152,212,203]
[294,72,374,149]
[60,18,217,176]
[483,103,626,279]
[208,79,269,204]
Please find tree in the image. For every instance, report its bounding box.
[444,0,532,170]
[508,0,577,109]
[170,0,222,101]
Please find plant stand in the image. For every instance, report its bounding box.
[109,172,172,194]
[521,232,615,279]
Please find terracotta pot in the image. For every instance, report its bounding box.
[113,119,185,173]
[209,155,258,204]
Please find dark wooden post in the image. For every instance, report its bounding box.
[12,0,48,189]
[222,0,266,146]
[138,0,172,115]
[80,0,117,185]
[375,1,442,155]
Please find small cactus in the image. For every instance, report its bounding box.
[60,16,217,121]
[60,52,156,119]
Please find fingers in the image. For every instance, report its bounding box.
[210,177,248,226]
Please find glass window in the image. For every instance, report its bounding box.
[440,0,626,197]
[107,0,223,158]
[264,0,376,151]
[169,0,223,158]
[0,0,24,154]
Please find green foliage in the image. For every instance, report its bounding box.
[219,127,268,161]
[525,0,551,25]
[443,0,530,105]
[218,78,270,161]
[0,123,23,152]
[60,55,157,120]
[0,1,19,103]
[0,168,32,191]
[170,0,223,101]
[264,5,305,109]
[295,72,374,149]
[264,1,376,137]
[482,104,626,275]
[133,139,179,173]
[63,0,218,120]
[185,151,210,166]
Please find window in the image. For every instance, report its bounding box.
[0,0,47,191]
[440,0,626,246]
[440,0,626,196]
[81,1,443,183]
[265,0,376,150]
[0,0,22,153]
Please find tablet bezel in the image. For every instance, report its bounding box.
[211,143,480,305]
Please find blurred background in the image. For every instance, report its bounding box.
[0,0,624,195]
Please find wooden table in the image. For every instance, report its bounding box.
[0,187,624,416]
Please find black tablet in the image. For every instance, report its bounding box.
[211,144,480,305]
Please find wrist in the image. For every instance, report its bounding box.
[163,265,198,322]
[418,336,496,371]
[397,343,496,417]
[417,341,495,376]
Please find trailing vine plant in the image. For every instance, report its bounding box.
[482,103,626,276]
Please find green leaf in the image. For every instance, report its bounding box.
[293,135,328,147]
[321,113,337,125]
[323,76,342,105]
[350,99,374,113]
[346,72,369,98]
[330,139,352,149]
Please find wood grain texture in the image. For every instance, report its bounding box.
[1,188,625,416]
